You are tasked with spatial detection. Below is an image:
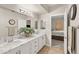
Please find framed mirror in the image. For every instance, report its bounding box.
[40,20,45,29]
[26,20,31,28]
[35,21,38,29]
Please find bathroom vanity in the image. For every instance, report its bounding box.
[52,31,64,41]
[0,30,46,54]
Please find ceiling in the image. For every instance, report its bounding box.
[40,4,67,12]
[0,4,48,15]
[0,4,67,15]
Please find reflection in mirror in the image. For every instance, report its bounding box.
[35,21,38,29]
[26,20,31,28]
[51,15,64,31]
[40,20,45,29]
[0,6,32,37]
[18,20,26,30]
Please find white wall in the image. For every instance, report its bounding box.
[0,8,16,36]
[0,7,38,37]
[40,6,66,47]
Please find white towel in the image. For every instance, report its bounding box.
[68,26,73,53]
[68,26,75,53]
[8,27,16,36]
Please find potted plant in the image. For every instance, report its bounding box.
[18,27,34,37]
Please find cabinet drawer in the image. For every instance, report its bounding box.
[31,39,39,53]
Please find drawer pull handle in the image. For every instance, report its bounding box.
[35,41,37,43]
[35,45,37,47]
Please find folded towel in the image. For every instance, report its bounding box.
[68,26,72,53]
[68,26,75,54]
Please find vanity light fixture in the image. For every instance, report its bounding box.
[19,9,25,13]
[19,9,34,18]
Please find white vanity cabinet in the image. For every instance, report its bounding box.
[5,42,31,54]
[20,42,31,54]
[3,33,46,54]
[30,38,39,54]
[30,35,46,53]
[38,35,46,51]
[38,37,43,51]
[5,46,21,54]
[42,35,46,46]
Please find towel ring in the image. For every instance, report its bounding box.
[69,4,77,20]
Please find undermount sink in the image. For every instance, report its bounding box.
[0,42,7,47]
[8,40,24,44]
[0,39,24,48]
[0,36,24,46]
[0,34,37,47]
[13,34,36,39]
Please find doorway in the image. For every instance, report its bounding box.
[51,14,64,54]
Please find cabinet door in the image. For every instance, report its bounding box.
[5,47,21,54]
[20,42,31,54]
[31,39,39,54]
[38,36,43,51]
[38,35,46,51]
[42,35,46,46]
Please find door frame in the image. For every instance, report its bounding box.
[50,13,65,52]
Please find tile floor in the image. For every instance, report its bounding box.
[38,39,64,54]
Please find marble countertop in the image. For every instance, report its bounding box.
[52,30,64,33]
[51,30,64,36]
[0,30,46,54]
